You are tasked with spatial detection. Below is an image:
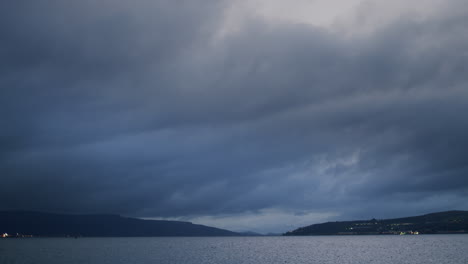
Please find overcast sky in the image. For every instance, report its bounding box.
[1,0,468,233]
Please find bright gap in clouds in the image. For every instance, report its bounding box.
[237,0,363,27]
[221,0,448,35]
[147,209,338,234]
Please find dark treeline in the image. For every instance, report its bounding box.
[0,211,239,237]
[285,211,468,236]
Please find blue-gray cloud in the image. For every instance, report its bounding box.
[1,0,467,231]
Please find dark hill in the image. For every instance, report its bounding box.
[0,211,239,237]
[284,210,468,236]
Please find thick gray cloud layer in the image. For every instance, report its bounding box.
[1,0,468,232]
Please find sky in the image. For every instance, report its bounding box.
[1,0,468,234]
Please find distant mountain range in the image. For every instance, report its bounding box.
[0,211,238,237]
[3,210,467,237]
[284,210,468,236]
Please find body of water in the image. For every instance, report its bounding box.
[1,235,467,264]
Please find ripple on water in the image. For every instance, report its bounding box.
[0,235,467,264]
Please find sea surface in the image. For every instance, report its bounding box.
[1,235,467,264]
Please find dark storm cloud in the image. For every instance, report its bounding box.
[1,0,467,228]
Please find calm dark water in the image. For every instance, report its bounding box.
[1,235,467,264]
